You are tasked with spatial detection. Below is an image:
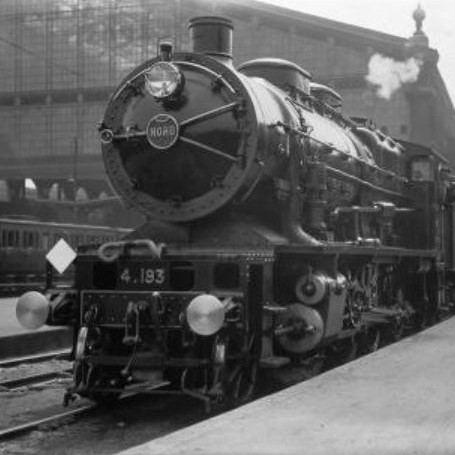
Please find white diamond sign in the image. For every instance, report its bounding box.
[46,238,77,274]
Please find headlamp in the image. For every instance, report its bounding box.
[144,62,183,99]
[186,294,225,336]
[16,291,50,329]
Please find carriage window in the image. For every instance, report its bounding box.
[214,263,240,289]
[23,231,31,248]
[23,231,37,248]
[1,230,6,247]
[42,232,50,250]
[7,230,19,247]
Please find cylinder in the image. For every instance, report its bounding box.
[277,304,324,353]
[188,16,233,64]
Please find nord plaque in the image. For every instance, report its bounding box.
[146,113,179,150]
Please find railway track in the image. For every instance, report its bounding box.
[0,350,72,391]
[0,349,72,393]
[0,351,170,443]
[0,349,85,442]
[0,370,71,391]
[0,404,95,441]
[0,349,71,369]
[0,389,184,442]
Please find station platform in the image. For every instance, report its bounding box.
[119,317,455,455]
[0,297,72,360]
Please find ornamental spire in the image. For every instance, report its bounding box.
[413,3,426,35]
[408,3,429,49]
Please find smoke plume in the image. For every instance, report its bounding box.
[365,54,422,100]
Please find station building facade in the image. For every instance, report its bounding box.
[0,0,454,225]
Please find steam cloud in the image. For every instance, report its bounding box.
[365,54,422,99]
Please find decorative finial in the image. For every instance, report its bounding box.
[407,3,429,50]
[413,3,426,35]
[405,3,437,63]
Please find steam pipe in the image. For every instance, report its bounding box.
[283,135,322,246]
[284,193,323,246]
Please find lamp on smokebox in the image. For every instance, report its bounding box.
[144,56,184,100]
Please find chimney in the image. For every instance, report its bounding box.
[188,16,233,66]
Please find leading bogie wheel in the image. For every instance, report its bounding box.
[220,331,260,407]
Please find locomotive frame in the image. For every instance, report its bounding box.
[17,15,455,410]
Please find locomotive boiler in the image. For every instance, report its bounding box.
[17,16,455,408]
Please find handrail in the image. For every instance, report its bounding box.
[97,239,165,263]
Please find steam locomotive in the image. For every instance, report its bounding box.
[17,16,455,408]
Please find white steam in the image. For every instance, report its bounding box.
[365,54,422,99]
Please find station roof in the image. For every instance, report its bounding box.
[218,0,414,55]
[1,0,454,179]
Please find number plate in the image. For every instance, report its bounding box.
[117,262,167,289]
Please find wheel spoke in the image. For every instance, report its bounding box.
[180,102,238,128]
[228,364,242,384]
[180,136,238,162]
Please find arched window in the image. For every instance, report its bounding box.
[49,183,59,201]
[0,180,9,201]
[75,187,89,201]
[25,178,37,200]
